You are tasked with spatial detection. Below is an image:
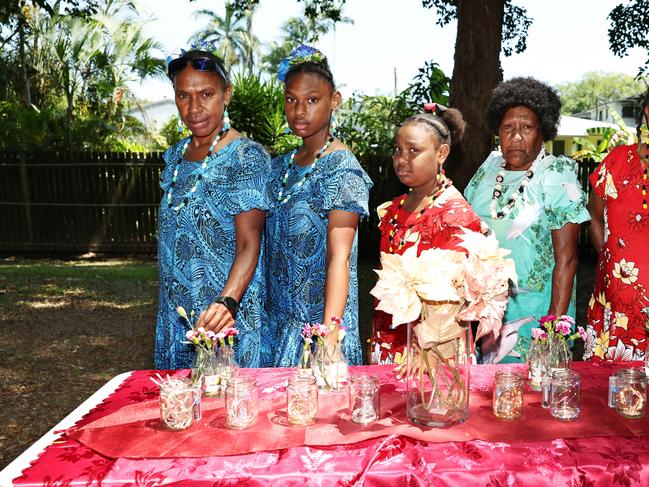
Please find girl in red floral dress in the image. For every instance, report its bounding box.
[584,90,649,362]
[369,104,486,364]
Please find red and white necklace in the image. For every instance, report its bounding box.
[386,176,451,253]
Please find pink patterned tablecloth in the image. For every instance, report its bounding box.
[13,362,649,486]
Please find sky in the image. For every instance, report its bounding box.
[131,0,648,103]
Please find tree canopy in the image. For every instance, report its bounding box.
[608,0,649,75]
[556,72,646,115]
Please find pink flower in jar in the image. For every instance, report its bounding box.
[555,320,572,336]
[531,328,548,340]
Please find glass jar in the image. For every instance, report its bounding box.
[287,375,318,425]
[550,369,580,421]
[349,374,380,425]
[615,368,646,419]
[225,376,258,429]
[492,371,524,420]
[160,378,197,431]
[217,346,239,395]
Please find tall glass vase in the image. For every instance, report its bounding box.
[406,316,471,427]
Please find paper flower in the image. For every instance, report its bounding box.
[371,245,465,327]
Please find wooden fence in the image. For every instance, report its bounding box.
[0,150,597,254]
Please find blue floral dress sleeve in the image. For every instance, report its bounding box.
[541,155,590,230]
[207,140,271,214]
[321,151,372,216]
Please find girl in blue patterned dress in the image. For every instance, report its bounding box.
[155,50,272,369]
[266,46,373,367]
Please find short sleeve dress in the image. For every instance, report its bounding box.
[584,144,649,362]
[266,150,372,367]
[465,152,590,363]
[155,137,272,369]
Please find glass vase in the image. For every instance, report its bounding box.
[313,340,347,392]
[296,346,315,379]
[406,317,471,427]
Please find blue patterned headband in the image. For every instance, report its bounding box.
[277,45,327,83]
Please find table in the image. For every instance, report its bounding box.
[2,363,649,486]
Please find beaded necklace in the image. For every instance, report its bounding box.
[489,147,546,220]
[277,135,334,204]
[165,125,229,212]
[386,176,451,253]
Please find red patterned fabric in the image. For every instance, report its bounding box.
[586,145,649,362]
[370,186,484,364]
[12,362,649,486]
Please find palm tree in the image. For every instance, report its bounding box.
[191,4,256,70]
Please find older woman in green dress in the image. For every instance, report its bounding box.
[464,77,590,363]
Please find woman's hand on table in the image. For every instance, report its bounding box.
[195,302,235,333]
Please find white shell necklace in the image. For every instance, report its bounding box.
[165,125,229,212]
[489,146,546,220]
[277,135,334,204]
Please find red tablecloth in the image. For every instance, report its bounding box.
[13,362,649,486]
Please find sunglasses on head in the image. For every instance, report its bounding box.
[167,57,227,81]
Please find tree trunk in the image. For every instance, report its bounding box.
[18,12,31,107]
[446,0,504,192]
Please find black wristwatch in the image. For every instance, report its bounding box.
[215,296,238,316]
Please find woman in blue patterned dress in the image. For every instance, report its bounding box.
[266,46,372,367]
[155,50,272,369]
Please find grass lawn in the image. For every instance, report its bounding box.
[0,256,158,469]
[0,252,593,470]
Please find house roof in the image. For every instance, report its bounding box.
[557,115,618,137]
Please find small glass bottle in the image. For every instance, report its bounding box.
[201,348,221,397]
[526,340,546,391]
[615,368,646,419]
[550,369,581,421]
[225,376,258,429]
[218,346,239,395]
[608,375,618,408]
[332,340,349,392]
[492,371,524,420]
[296,345,315,379]
[287,375,318,425]
[349,374,380,424]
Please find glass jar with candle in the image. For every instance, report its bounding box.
[349,374,380,425]
[492,371,524,420]
[550,369,581,421]
[615,368,646,419]
[287,375,318,425]
[225,376,258,429]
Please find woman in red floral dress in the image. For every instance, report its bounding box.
[368,104,485,364]
[584,90,649,362]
